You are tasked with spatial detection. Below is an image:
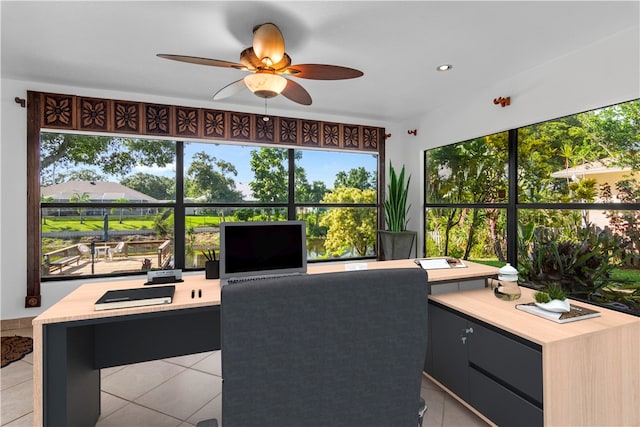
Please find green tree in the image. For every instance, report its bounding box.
[294,166,312,202]
[186,151,243,202]
[320,187,376,256]
[153,209,173,239]
[61,169,106,184]
[69,191,90,224]
[334,167,375,190]
[121,173,175,200]
[249,148,290,219]
[425,134,508,259]
[40,133,175,179]
[302,180,329,235]
[578,101,640,170]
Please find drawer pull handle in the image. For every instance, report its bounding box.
[465,327,474,334]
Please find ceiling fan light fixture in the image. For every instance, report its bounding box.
[244,72,287,98]
[253,23,285,65]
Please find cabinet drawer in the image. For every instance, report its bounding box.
[468,322,542,405]
[469,368,543,427]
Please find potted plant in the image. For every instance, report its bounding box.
[379,162,416,259]
[534,283,570,312]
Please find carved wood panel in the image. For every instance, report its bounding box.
[42,93,75,129]
[203,109,226,139]
[342,124,360,149]
[113,101,141,133]
[78,97,109,131]
[301,120,320,147]
[37,92,383,152]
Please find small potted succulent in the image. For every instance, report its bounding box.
[534,283,570,312]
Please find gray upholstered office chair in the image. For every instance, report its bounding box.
[198,267,429,427]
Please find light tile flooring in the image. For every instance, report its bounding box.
[1,326,488,427]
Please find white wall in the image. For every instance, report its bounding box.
[2,26,639,320]
[385,26,640,255]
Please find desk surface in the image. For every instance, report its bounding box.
[33,259,497,326]
[429,286,640,346]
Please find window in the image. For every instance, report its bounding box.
[40,135,378,279]
[424,132,508,261]
[424,99,640,316]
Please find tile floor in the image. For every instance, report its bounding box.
[1,326,488,427]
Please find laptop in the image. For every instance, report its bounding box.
[219,221,307,285]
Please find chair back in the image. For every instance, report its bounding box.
[220,267,429,427]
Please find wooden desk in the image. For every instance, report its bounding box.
[32,259,496,426]
[425,287,640,426]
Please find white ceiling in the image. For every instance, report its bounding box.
[2,1,638,124]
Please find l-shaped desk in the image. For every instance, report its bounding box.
[32,259,640,426]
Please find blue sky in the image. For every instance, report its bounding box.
[135,142,378,188]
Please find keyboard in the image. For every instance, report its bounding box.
[222,272,306,286]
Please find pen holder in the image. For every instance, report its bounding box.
[205,260,219,279]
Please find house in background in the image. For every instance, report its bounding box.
[551,159,636,200]
[41,180,159,217]
[41,180,158,203]
[551,159,638,228]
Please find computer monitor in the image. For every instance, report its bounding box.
[219,220,307,280]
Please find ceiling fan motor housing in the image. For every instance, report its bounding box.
[252,23,285,66]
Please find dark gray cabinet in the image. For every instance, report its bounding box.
[426,301,543,426]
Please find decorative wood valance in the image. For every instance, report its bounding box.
[38,91,383,152]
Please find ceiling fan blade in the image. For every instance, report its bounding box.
[157,54,247,70]
[284,64,363,80]
[213,79,247,100]
[281,79,312,105]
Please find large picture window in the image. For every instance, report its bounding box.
[25,91,385,306]
[424,99,640,316]
[40,136,378,279]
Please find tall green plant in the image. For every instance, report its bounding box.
[384,163,411,232]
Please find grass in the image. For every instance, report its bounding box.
[42,215,237,233]
[42,216,155,232]
[468,258,504,268]
[610,268,640,283]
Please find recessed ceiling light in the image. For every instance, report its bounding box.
[437,64,452,72]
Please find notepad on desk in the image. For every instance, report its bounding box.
[416,258,467,270]
[95,285,175,311]
[516,302,601,323]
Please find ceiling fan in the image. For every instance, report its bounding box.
[157,23,363,106]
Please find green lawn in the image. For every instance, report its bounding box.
[610,268,640,286]
[468,259,504,268]
[42,215,237,233]
[42,216,156,232]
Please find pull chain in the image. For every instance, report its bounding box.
[263,98,269,122]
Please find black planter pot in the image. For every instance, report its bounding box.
[378,230,417,260]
